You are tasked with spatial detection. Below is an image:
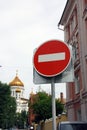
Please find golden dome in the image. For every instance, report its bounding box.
[15,88,21,93]
[9,71,24,87]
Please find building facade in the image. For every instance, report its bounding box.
[58,0,87,121]
[28,92,36,125]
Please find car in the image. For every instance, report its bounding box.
[57,121,87,130]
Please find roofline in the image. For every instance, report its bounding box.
[58,0,68,26]
[58,0,76,27]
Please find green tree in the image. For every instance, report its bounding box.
[15,111,28,128]
[56,99,64,116]
[30,91,64,123]
[0,81,16,128]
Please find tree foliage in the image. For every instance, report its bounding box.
[0,81,16,128]
[15,111,28,129]
[30,91,64,123]
[56,99,64,115]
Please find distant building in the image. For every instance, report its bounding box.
[58,0,87,121]
[58,92,66,104]
[28,91,36,125]
[9,71,28,113]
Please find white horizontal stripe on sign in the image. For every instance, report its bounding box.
[38,52,65,62]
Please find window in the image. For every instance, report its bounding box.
[13,91,14,96]
[73,34,79,61]
[67,24,70,41]
[75,75,80,94]
[85,20,87,49]
[73,45,77,60]
[77,108,81,120]
[74,8,78,26]
[73,43,79,60]
[70,18,73,36]
[16,93,17,99]
[69,8,78,38]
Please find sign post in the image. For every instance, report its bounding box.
[33,40,71,130]
[51,77,56,130]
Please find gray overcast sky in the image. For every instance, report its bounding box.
[0,0,67,99]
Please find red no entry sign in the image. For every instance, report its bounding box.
[33,40,71,77]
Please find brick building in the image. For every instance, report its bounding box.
[58,0,87,121]
[28,92,36,125]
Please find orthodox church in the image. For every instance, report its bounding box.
[9,71,28,113]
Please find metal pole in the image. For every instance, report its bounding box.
[51,77,56,130]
